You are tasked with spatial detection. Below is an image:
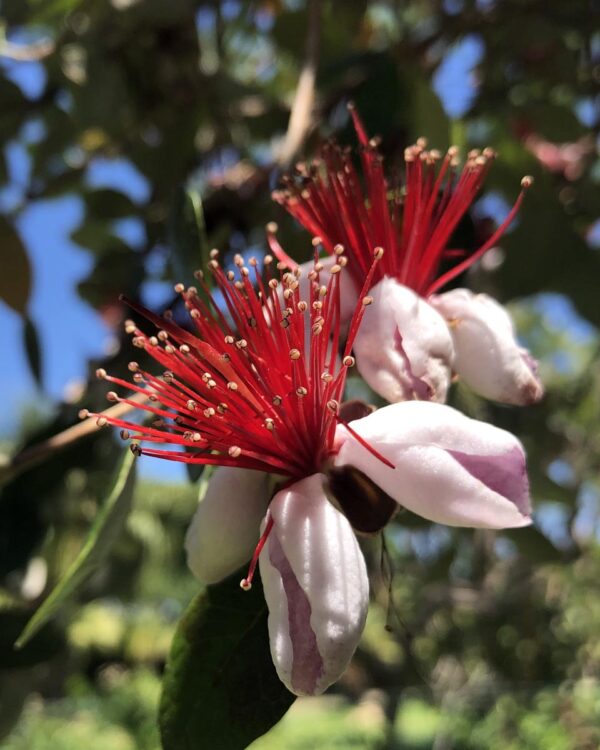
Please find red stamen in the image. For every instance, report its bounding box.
[275,108,532,297]
[87,247,384,482]
[240,514,274,590]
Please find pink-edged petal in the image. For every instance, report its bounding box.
[334,401,532,529]
[429,289,544,405]
[354,277,454,403]
[259,473,369,696]
[185,466,270,584]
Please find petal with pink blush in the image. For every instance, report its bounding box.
[185,467,270,584]
[429,289,544,406]
[334,401,532,529]
[259,474,369,696]
[354,277,454,403]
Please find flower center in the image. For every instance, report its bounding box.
[83,244,382,480]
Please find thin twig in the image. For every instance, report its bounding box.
[1,392,148,486]
[276,0,321,166]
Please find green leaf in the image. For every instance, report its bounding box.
[15,450,137,649]
[0,217,30,316]
[23,315,43,386]
[0,593,64,669]
[169,186,210,283]
[159,573,295,750]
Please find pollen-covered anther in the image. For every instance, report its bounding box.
[78,409,90,420]
[334,243,345,256]
[321,372,333,383]
[128,361,139,372]
[224,335,234,345]
[289,348,301,361]
[343,355,355,367]
[187,399,198,411]
[190,309,200,320]
[327,399,339,413]
[362,295,373,306]
[163,371,174,383]
[157,331,169,342]
[203,407,216,418]
[236,339,248,350]
[130,443,142,457]
[120,429,130,440]
[264,418,275,431]
[96,416,108,428]
[268,279,279,290]
[373,247,384,260]
[174,283,185,294]
[240,578,252,591]
[96,368,107,380]
[124,319,136,334]
[229,445,242,458]
[296,386,308,397]
[191,432,202,443]
[179,344,191,354]
[227,381,238,391]
[133,372,144,383]
[297,300,308,313]
[148,336,158,347]
[330,263,342,275]
[521,175,534,188]
[209,248,219,260]
[164,344,175,354]
[217,402,228,414]
[272,395,282,406]
[106,391,119,403]
[311,235,322,247]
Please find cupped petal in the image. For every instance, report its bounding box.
[259,473,369,696]
[185,466,270,584]
[334,401,532,529]
[429,289,543,405]
[353,277,454,403]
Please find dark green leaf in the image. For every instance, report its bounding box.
[23,316,43,386]
[0,218,30,316]
[159,573,295,750]
[15,450,137,649]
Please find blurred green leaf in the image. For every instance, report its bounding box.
[0,592,65,669]
[23,316,42,386]
[159,573,295,750]
[169,187,210,283]
[15,449,137,649]
[0,218,30,316]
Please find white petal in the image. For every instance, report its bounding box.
[185,467,270,584]
[259,474,369,696]
[430,289,543,405]
[334,401,532,529]
[354,277,454,403]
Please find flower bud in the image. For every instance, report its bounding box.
[430,289,544,405]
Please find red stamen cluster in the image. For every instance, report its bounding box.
[272,105,532,296]
[83,248,381,479]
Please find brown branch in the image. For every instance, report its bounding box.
[276,0,321,167]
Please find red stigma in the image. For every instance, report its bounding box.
[273,106,532,296]
[87,249,381,480]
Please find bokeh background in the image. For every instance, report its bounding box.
[1,1,599,748]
